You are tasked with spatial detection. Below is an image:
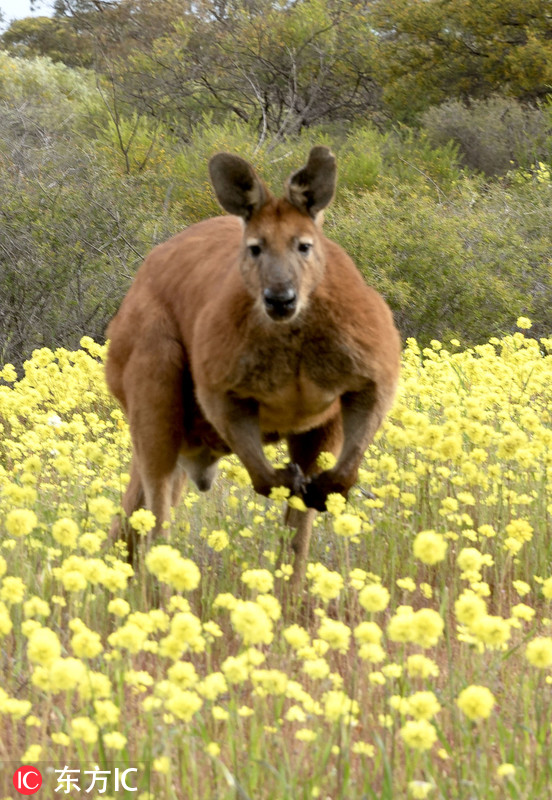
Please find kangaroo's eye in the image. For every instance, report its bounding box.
[298,242,312,255]
[248,244,262,257]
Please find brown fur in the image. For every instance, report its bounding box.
[105,147,401,589]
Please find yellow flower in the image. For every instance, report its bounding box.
[94,700,120,727]
[325,492,346,516]
[406,691,441,720]
[358,583,390,613]
[354,621,382,645]
[295,728,317,742]
[205,742,221,757]
[317,451,337,471]
[317,618,351,653]
[165,689,202,722]
[543,577,552,600]
[455,590,487,626]
[285,704,307,723]
[5,509,38,537]
[52,517,80,549]
[197,672,227,700]
[1,576,26,605]
[241,569,274,594]
[109,622,148,655]
[51,732,71,747]
[526,637,552,668]
[400,719,437,751]
[496,763,516,779]
[207,529,229,551]
[505,519,533,543]
[1,363,17,382]
[256,593,281,621]
[0,601,13,636]
[269,486,290,502]
[457,547,486,575]
[128,508,156,535]
[358,643,386,662]
[333,513,362,537]
[212,705,230,721]
[471,615,511,650]
[323,690,359,722]
[302,658,331,680]
[103,731,127,750]
[516,317,532,329]
[21,744,42,763]
[252,668,288,695]
[310,567,344,601]
[153,756,171,774]
[71,716,99,744]
[89,497,117,525]
[413,530,447,565]
[352,742,375,757]
[145,546,200,592]
[456,685,495,721]
[408,781,434,799]
[47,656,85,691]
[230,601,273,646]
[221,655,249,684]
[288,495,308,511]
[28,627,61,667]
[108,598,130,617]
[167,661,198,689]
[504,537,523,555]
[412,609,444,648]
[406,655,440,679]
[397,577,416,592]
[72,626,103,659]
[512,580,531,597]
[511,603,535,622]
[284,624,310,650]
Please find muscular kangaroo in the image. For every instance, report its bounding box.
[105,146,401,589]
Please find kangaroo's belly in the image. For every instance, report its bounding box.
[257,373,341,434]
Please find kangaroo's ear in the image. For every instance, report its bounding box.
[209,153,269,220]
[285,146,337,218]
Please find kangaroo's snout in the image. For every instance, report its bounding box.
[263,285,297,320]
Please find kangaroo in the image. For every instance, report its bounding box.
[105,146,401,589]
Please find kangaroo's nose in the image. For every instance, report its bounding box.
[263,286,297,319]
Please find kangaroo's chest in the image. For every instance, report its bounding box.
[231,332,355,434]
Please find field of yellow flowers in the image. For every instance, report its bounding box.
[0,320,551,799]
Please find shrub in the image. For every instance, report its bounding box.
[422,96,551,176]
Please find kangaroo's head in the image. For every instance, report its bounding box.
[209,146,337,323]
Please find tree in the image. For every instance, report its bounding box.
[370,0,552,121]
[0,16,93,67]
[114,0,381,141]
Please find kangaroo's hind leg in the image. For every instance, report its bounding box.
[285,415,343,593]
[115,334,189,558]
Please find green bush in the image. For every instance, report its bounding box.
[421,96,551,176]
[327,181,532,345]
[1,54,551,366]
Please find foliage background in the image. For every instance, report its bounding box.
[0,0,551,362]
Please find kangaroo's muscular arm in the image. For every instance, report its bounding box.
[303,380,388,511]
[198,390,306,496]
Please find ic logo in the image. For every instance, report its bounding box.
[13,766,42,795]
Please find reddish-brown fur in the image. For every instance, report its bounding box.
[105,147,401,588]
